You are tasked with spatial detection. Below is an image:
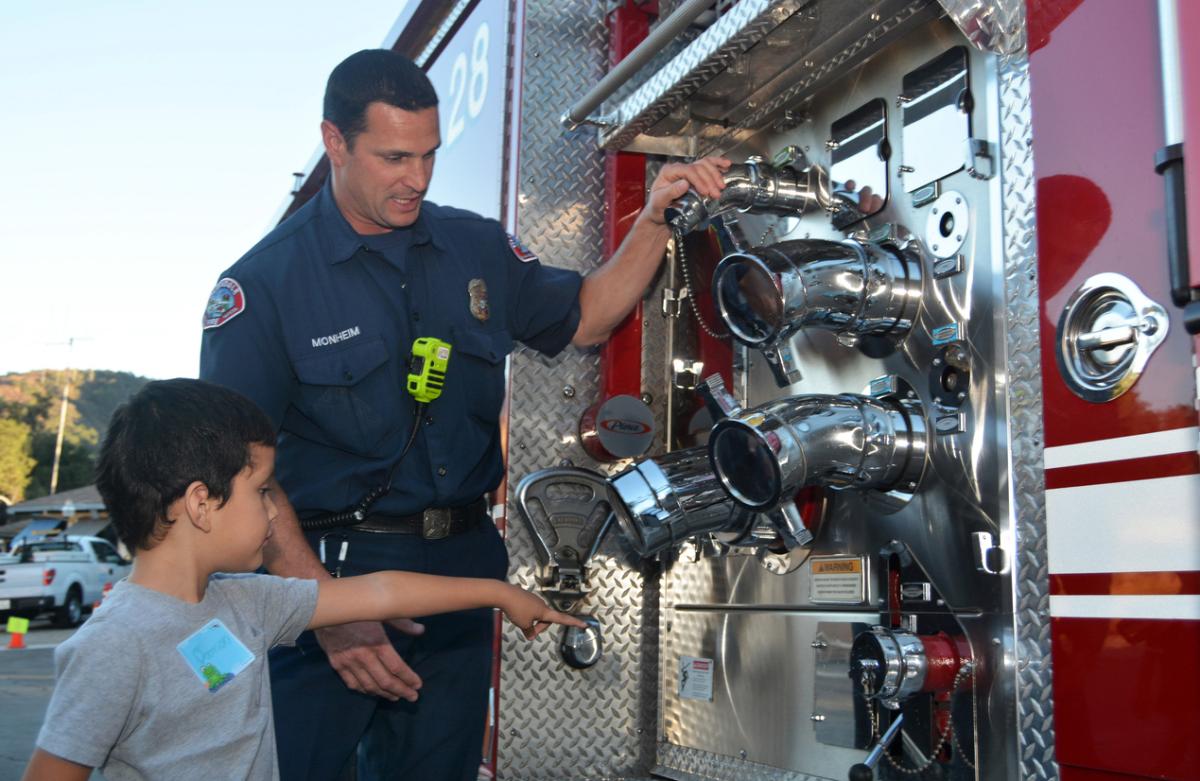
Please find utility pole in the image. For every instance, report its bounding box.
[49,368,71,496]
[48,336,86,497]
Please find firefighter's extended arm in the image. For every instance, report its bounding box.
[572,157,731,347]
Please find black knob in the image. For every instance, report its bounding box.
[849,762,874,781]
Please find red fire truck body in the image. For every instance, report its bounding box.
[283,1,1198,778]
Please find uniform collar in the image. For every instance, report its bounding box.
[316,181,445,264]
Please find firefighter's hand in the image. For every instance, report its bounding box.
[644,156,731,226]
[499,584,588,640]
[315,620,424,702]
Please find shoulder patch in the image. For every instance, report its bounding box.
[203,277,246,330]
[506,233,539,264]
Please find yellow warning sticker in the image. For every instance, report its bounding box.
[809,556,867,605]
[812,559,862,575]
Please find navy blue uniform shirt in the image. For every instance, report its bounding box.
[199,184,582,516]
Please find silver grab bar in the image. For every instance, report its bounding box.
[561,0,713,131]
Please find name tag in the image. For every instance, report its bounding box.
[177,619,255,693]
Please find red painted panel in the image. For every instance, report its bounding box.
[1051,616,1200,780]
[1051,570,1200,597]
[601,151,648,399]
[598,3,652,401]
[1061,765,1181,781]
[1044,450,1200,489]
[1031,0,1197,448]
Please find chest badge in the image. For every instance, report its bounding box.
[468,278,490,322]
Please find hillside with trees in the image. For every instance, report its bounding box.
[0,370,148,504]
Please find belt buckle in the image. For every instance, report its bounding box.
[422,508,452,540]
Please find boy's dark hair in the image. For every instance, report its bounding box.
[95,379,276,552]
[323,49,438,148]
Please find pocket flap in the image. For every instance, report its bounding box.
[293,337,389,386]
[453,329,512,365]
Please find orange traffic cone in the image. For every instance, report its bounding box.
[95,582,114,611]
[7,631,26,650]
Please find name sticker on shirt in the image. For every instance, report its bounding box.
[177,619,255,693]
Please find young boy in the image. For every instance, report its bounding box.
[23,379,582,781]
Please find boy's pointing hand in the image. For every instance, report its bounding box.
[501,585,588,640]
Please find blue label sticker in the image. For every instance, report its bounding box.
[177,619,255,692]
[931,323,963,346]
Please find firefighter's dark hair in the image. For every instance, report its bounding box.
[324,49,438,148]
[95,379,276,552]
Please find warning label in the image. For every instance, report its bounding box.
[678,656,714,701]
[810,556,867,605]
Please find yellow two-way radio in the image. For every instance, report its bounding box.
[406,337,452,403]
[302,335,455,533]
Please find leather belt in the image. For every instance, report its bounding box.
[351,498,489,539]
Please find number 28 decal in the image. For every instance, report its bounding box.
[446,22,489,148]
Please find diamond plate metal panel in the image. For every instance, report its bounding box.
[499,1,661,778]
[694,0,935,158]
[937,0,1027,55]
[497,3,1055,780]
[997,46,1059,781]
[656,744,836,781]
[598,0,807,151]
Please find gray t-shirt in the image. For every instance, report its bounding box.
[37,574,318,780]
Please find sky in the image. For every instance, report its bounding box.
[0,1,410,380]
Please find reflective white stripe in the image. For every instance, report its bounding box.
[1050,594,1200,620]
[1046,474,1200,574]
[1043,426,1198,469]
[491,503,505,520]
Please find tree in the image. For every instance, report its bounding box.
[0,368,146,500]
[0,418,37,503]
[26,432,94,499]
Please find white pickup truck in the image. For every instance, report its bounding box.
[0,535,131,627]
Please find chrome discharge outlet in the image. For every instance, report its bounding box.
[708,378,926,512]
[850,627,928,710]
[850,626,970,710]
[713,234,922,362]
[608,446,754,557]
[664,154,833,234]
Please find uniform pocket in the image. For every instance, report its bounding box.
[451,329,512,424]
[292,336,398,454]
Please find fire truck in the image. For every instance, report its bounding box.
[282,1,1199,779]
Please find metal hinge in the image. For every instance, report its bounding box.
[662,286,689,318]
[966,138,995,180]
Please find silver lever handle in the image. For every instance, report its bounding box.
[1075,316,1159,352]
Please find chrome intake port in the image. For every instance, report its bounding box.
[607,446,754,557]
[712,235,921,371]
[707,384,926,512]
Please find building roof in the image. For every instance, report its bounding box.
[7,484,105,515]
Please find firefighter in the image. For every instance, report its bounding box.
[199,49,728,781]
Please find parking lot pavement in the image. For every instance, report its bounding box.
[0,618,99,781]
